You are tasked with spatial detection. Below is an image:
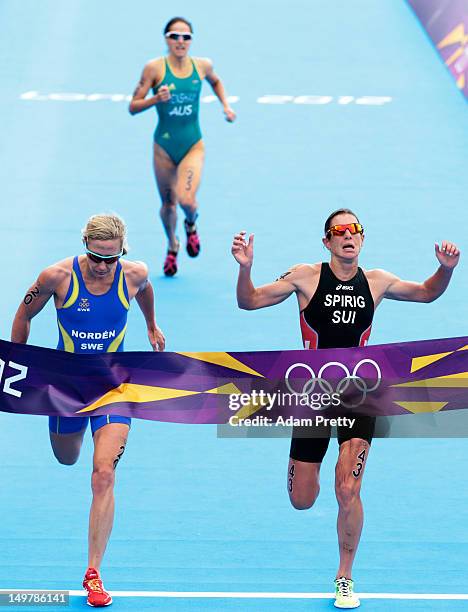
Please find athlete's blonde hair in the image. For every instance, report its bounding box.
[82,213,129,254]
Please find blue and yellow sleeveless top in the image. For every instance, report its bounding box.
[56,257,129,353]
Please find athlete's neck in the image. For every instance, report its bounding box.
[167,55,191,72]
[329,257,359,281]
[78,256,116,294]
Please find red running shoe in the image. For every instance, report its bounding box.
[184,220,200,257]
[163,242,179,277]
[83,567,112,607]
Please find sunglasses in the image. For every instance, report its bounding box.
[327,223,364,237]
[165,31,192,41]
[85,247,123,264]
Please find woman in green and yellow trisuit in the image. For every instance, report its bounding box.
[129,16,236,276]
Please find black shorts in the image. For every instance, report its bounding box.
[289,416,375,463]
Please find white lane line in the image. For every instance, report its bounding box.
[2,590,468,600]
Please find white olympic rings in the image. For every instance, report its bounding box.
[284,359,382,408]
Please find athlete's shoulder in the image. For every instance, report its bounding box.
[146,56,165,68]
[193,57,213,77]
[143,57,165,78]
[304,262,322,274]
[277,263,320,283]
[364,268,399,294]
[43,257,73,279]
[194,57,213,67]
[364,268,395,282]
[292,262,321,276]
[38,258,73,291]
[121,259,148,284]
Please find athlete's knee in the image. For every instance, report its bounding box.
[178,194,197,210]
[160,200,177,213]
[53,452,79,466]
[159,183,176,207]
[91,465,115,496]
[50,437,81,465]
[179,198,197,214]
[289,484,320,510]
[335,481,360,510]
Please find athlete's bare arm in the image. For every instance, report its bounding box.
[122,261,165,351]
[367,241,460,305]
[128,59,170,115]
[231,231,318,310]
[198,58,236,122]
[11,263,70,343]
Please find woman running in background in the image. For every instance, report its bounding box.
[129,16,236,276]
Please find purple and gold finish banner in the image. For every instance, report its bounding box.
[408,0,468,99]
[0,337,467,423]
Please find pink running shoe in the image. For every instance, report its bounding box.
[184,220,200,257]
[163,242,179,277]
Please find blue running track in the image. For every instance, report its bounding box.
[1,0,467,609]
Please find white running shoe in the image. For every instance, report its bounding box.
[334,576,360,609]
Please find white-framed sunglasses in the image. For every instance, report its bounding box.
[165,31,192,41]
[84,243,124,264]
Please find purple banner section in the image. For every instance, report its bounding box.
[0,337,467,423]
[408,0,468,99]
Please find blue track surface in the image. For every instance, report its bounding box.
[1,0,467,609]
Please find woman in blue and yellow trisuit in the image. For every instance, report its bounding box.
[129,16,236,276]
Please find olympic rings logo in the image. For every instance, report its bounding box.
[284,359,382,409]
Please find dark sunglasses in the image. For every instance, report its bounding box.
[326,223,364,238]
[165,31,192,41]
[85,247,123,264]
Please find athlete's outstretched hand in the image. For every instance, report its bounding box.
[232,231,254,267]
[224,106,236,122]
[148,325,166,351]
[157,85,171,103]
[435,241,460,269]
